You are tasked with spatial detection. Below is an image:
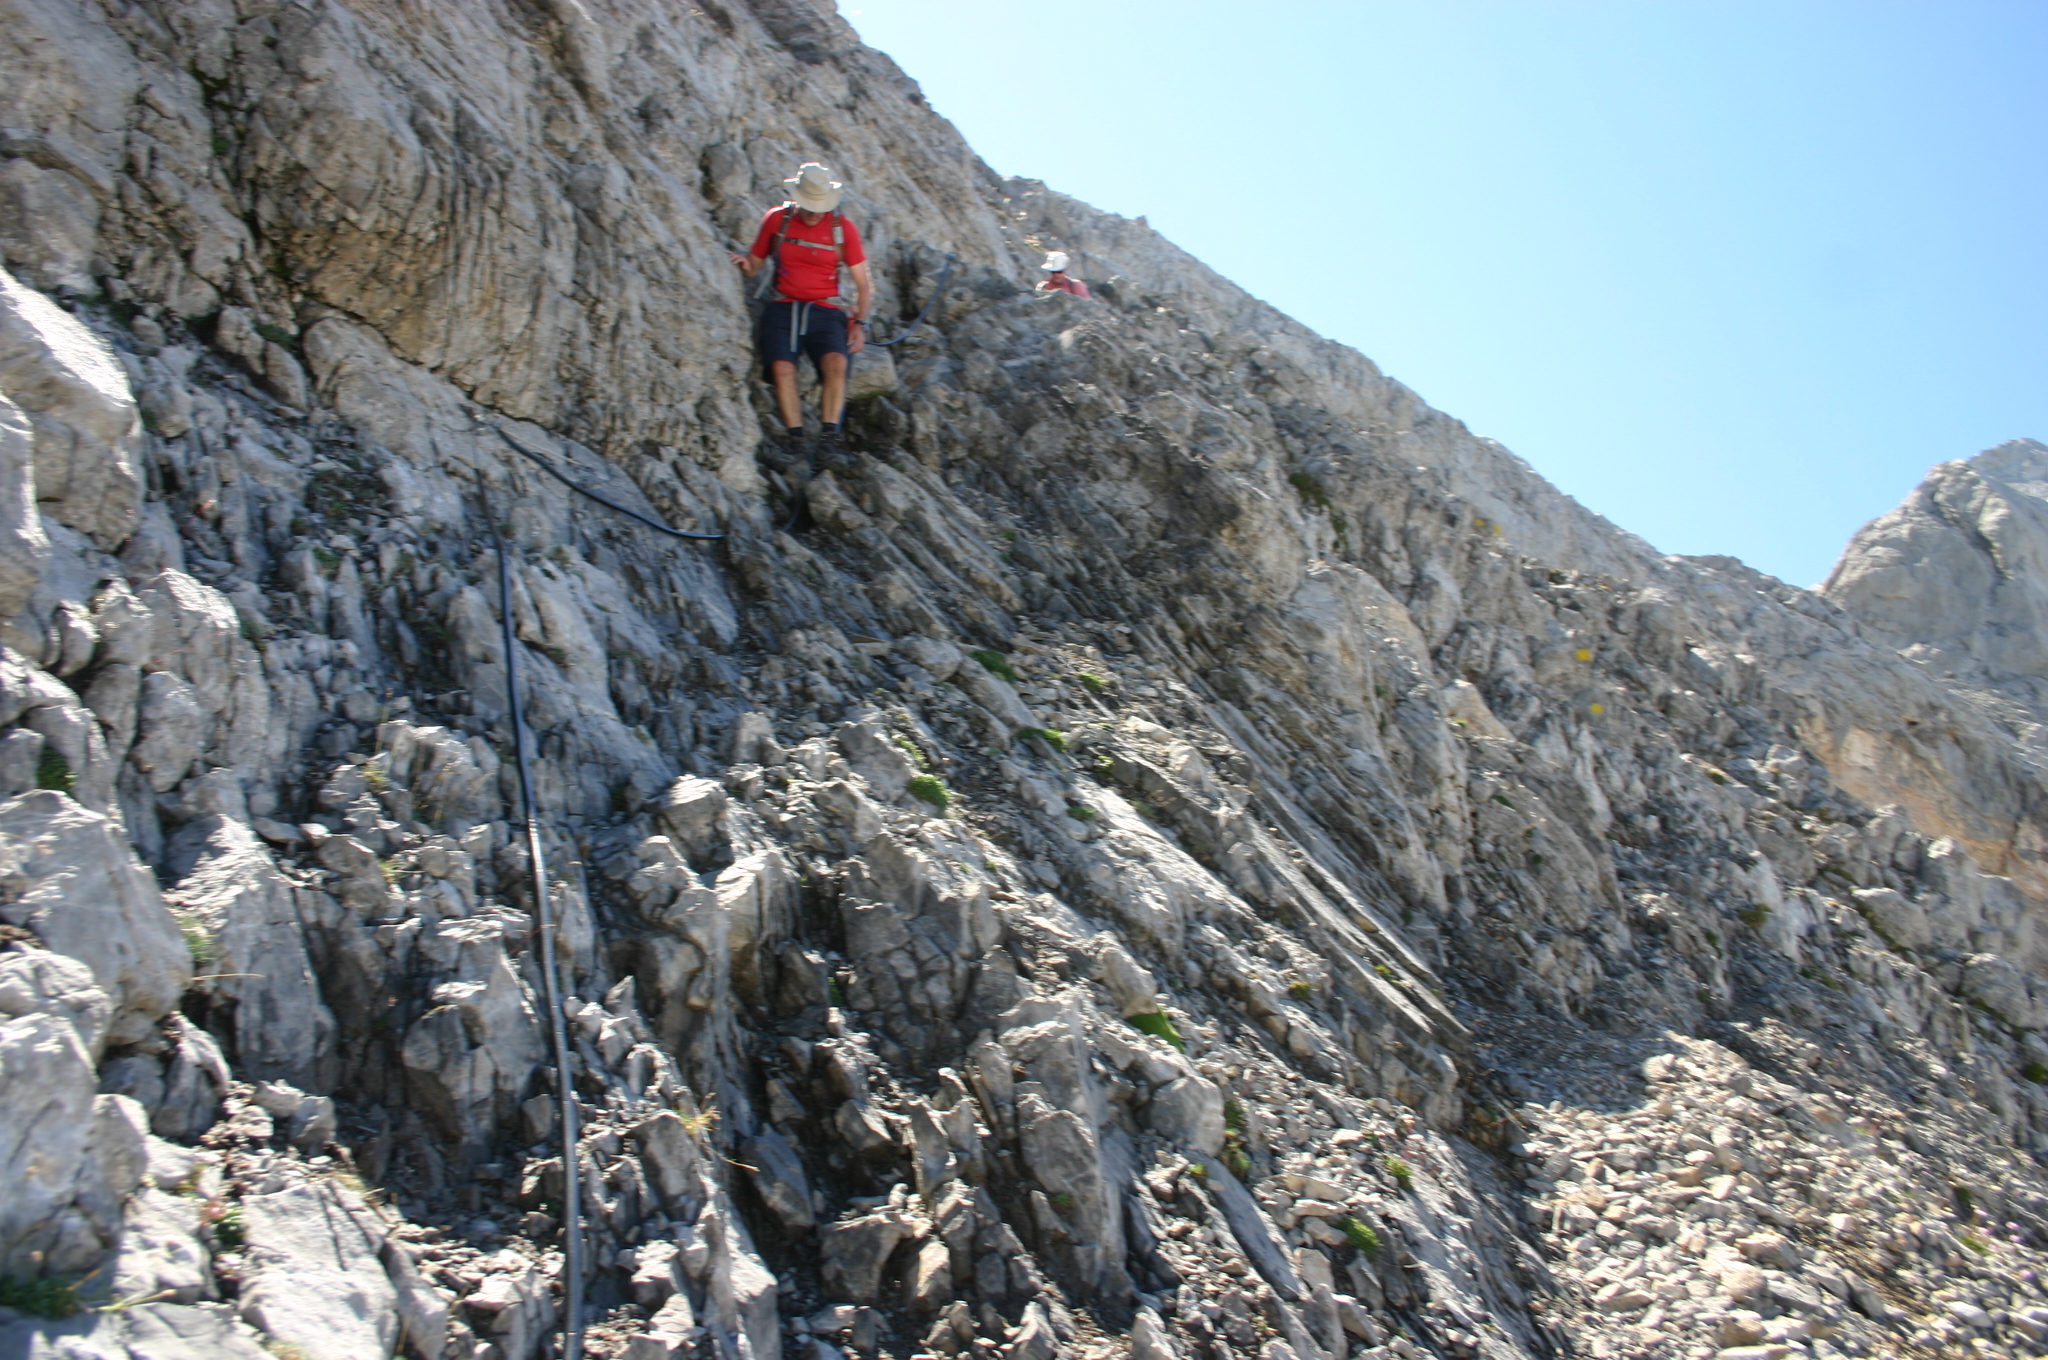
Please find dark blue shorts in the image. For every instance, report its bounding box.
[758,301,851,382]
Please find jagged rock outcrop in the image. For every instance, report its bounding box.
[1825,436,2048,723]
[0,3,2045,1360]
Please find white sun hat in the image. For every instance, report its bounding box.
[785,162,844,212]
[1041,251,1071,272]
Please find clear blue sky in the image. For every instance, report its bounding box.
[842,1,2047,587]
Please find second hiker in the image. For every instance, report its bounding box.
[1035,250,1092,299]
[729,162,874,471]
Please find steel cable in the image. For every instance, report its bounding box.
[487,503,586,1360]
[493,425,724,540]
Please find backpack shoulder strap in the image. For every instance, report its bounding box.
[754,205,795,301]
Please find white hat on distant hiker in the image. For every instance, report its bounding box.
[1041,251,1070,272]
[786,162,843,212]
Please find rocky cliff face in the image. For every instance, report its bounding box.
[3,3,2048,1359]
[1824,437,2048,747]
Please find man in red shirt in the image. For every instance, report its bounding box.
[1035,251,1092,299]
[729,163,874,471]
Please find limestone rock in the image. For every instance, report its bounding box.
[236,1176,400,1360]
[820,1210,912,1304]
[1825,439,2048,690]
[0,7,2041,1360]
[170,816,337,1092]
[0,1302,274,1359]
[0,790,189,1045]
[0,266,142,549]
[0,1011,96,1276]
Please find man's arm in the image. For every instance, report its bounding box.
[729,209,776,276]
[847,260,873,352]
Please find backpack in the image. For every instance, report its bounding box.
[754,204,847,305]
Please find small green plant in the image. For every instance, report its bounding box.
[1959,1228,1989,1255]
[0,1273,85,1319]
[1050,1192,1075,1213]
[1373,963,1393,980]
[1385,1156,1414,1190]
[2022,1061,2048,1085]
[35,749,74,795]
[1334,1215,1381,1258]
[1127,1010,1186,1051]
[173,910,212,966]
[893,736,931,771]
[1066,804,1097,822]
[1223,1098,1247,1132]
[206,1201,246,1250]
[1703,929,1720,947]
[254,321,296,347]
[1222,1143,1252,1179]
[377,858,403,885]
[1015,727,1068,753]
[681,1097,720,1138]
[1287,979,1314,1002]
[362,763,391,794]
[907,774,951,811]
[1490,793,1515,809]
[1186,1161,1208,1180]
[828,977,847,1007]
[1288,471,1332,510]
[1736,904,1771,929]
[1077,672,1107,695]
[311,546,341,571]
[970,649,1018,682]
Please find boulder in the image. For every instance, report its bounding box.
[0,394,49,621]
[743,1126,816,1231]
[0,946,111,1057]
[1146,1074,1226,1156]
[820,1211,912,1304]
[0,790,189,1045]
[236,1177,400,1360]
[654,775,730,868]
[0,1301,274,1358]
[0,1011,96,1276]
[171,816,337,1092]
[0,267,142,550]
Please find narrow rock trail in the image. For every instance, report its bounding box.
[1,4,2046,1360]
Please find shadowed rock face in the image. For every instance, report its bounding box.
[0,3,2046,1359]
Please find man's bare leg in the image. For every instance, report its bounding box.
[772,360,803,428]
[820,352,848,427]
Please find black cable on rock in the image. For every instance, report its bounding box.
[869,251,956,348]
[487,505,586,1360]
[493,425,723,540]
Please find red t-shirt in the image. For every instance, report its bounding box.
[1037,273,1092,299]
[750,206,866,305]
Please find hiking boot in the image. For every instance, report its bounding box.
[760,431,807,471]
[818,429,858,472]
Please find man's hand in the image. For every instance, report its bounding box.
[848,319,867,355]
[729,250,760,277]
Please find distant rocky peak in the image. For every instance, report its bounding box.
[1823,437,2048,694]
